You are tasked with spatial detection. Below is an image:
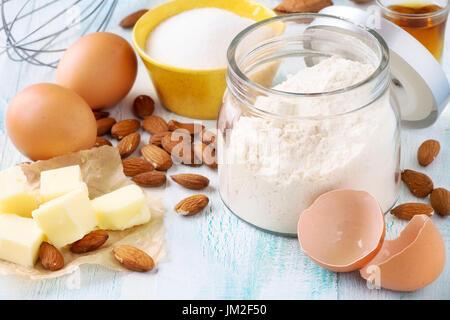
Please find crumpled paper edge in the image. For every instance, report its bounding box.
[0,146,164,280]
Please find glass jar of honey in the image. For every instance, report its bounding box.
[377,0,450,61]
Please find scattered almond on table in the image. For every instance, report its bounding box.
[113,245,154,272]
[417,139,440,167]
[119,9,148,28]
[430,188,450,216]
[111,119,141,140]
[174,194,209,216]
[391,203,434,220]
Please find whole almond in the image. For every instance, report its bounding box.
[132,171,166,187]
[95,136,112,147]
[391,203,434,220]
[142,115,169,135]
[171,174,209,190]
[70,230,109,253]
[117,133,140,158]
[39,242,64,271]
[111,119,140,139]
[417,139,440,167]
[401,169,434,198]
[161,131,191,154]
[93,111,110,120]
[167,120,204,135]
[194,142,217,169]
[174,194,209,216]
[141,144,172,170]
[133,95,155,119]
[200,129,216,145]
[122,157,154,176]
[113,245,154,272]
[430,188,450,216]
[149,131,171,147]
[97,117,116,136]
[119,9,148,28]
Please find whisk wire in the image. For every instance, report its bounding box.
[0,0,118,68]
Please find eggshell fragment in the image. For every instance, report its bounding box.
[298,189,385,272]
[360,215,445,292]
[56,32,137,110]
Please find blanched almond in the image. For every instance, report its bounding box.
[111,119,140,140]
[141,144,172,170]
[117,132,140,158]
[122,157,154,176]
[142,115,168,135]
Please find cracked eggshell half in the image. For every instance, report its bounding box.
[298,189,385,272]
[360,214,446,292]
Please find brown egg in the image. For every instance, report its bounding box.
[298,189,385,272]
[56,32,137,110]
[360,215,446,291]
[6,83,97,160]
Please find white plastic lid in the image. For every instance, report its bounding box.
[319,5,450,128]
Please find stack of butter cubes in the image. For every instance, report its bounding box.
[0,165,151,268]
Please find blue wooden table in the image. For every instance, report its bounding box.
[0,0,448,299]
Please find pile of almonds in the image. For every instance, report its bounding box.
[391,139,449,220]
[95,94,214,217]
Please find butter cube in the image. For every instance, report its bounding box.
[40,165,83,202]
[32,184,97,248]
[92,185,151,230]
[0,214,44,267]
[0,166,39,217]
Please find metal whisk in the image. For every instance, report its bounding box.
[0,0,118,68]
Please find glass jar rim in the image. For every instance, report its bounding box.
[376,0,450,19]
[227,13,390,101]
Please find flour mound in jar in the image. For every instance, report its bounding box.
[219,57,399,234]
[145,8,255,70]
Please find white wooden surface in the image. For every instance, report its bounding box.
[0,0,448,299]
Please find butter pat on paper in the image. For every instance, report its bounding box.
[0,146,164,279]
[40,165,83,202]
[32,183,97,248]
[0,214,44,267]
[0,166,40,217]
[92,184,151,230]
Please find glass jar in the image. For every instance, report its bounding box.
[218,14,401,236]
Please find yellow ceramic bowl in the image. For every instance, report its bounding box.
[132,0,276,119]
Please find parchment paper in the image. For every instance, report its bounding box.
[0,146,164,279]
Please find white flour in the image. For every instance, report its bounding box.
[219,57,399,234]
[146,8,255,70]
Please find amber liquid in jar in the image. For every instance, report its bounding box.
[385,2,447,61]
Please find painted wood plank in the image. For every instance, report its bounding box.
[0,0,448,299]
